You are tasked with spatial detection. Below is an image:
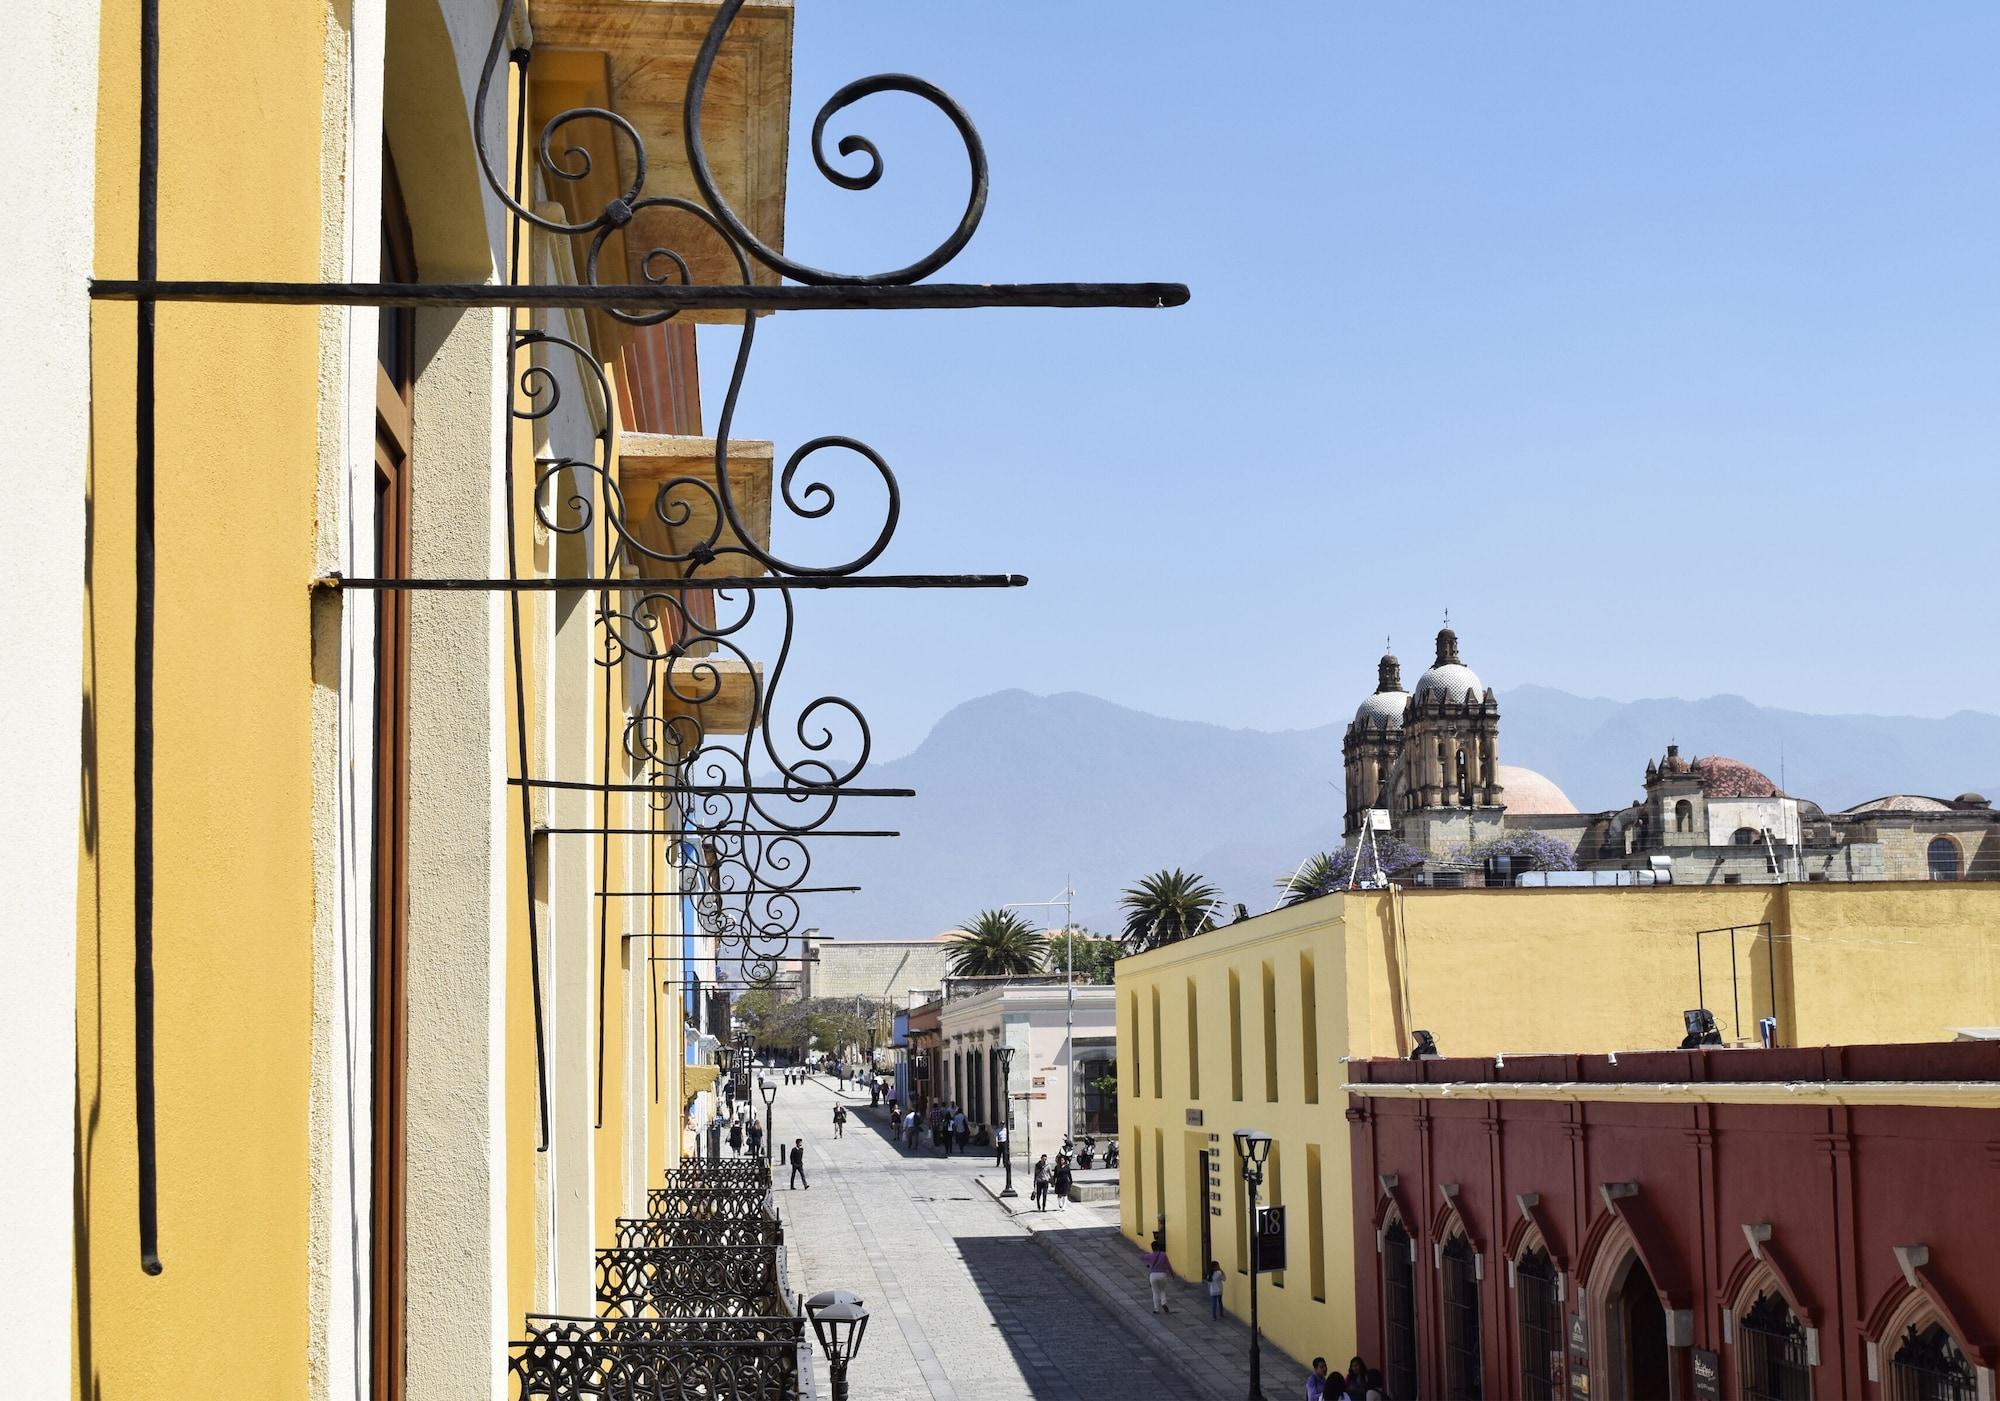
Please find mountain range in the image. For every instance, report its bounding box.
[796,688,2000,939]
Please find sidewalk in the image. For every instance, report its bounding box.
[974,1173,1315,1401]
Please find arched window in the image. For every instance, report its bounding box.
[1456,748,1470,805]
[1928,838,1961,882]
[1382,1217,1419,1400]
[1889,1321,1976,1401]
[1442,1233,1484,1398]
[1675,800,1694,833]
[1516,1247,1560,1400]
[1733,827,1762,846]
[1739,1289,1811,1401]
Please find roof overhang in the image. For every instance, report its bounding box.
[618,433,775,574]
[529,0,793,323]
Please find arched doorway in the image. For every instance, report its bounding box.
[1604,1252,1670,1400]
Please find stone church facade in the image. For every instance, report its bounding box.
[1341,626,1998,885]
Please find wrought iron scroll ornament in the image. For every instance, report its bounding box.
[107,0,1184,1271]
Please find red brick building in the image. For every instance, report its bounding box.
[1347,1042,2000,1400]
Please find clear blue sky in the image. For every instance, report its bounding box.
[699,2,2000,762]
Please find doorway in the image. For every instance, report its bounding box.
[1604,1253,1669,1401]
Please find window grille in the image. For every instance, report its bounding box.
[1890,1323,1977,1401]
[1739,1291,1812,1401]
[1383,1220,1419,1400]
[1516,1248,1560,1401]
[1442,1236,1483,1399]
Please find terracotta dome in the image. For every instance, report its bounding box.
[1495,764,1576,815]
[1691,755,1782,799]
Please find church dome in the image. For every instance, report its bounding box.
[1843,794,1952,814]
[1495,764,1576,815]
[1411,624,1487,704]
[1691,755,1782,798]
[1353,648,1409,728]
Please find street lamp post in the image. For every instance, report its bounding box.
[1233,1129,1273,1401]
[996,1044,1018,1197]
[760,1075,777,1164]
[806,1289,871,1401]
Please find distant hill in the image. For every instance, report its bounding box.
[795,688,2000,939]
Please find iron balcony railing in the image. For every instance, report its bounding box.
[510,1314,807,1401]
[616,1214,784,1251]
[646,1187,774,1221]
[596,1245,788,1320]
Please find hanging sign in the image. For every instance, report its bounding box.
[1691,1348,1722,1401]
[1254,1205,1287,1273]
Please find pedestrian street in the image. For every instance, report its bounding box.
[762,1075,1198,1400]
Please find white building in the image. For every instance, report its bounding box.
[935,980,1117,1162]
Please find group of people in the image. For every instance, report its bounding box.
[715,1104,763,1159]
[899,1102,973,1155]
[1029,1151,1074,1211]
[1306,1355,1389,1400]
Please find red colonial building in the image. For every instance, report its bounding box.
[1347,1042,1999,1400]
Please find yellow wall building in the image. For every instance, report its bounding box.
[1115,881,2000,1374]
[59,1,793,1396]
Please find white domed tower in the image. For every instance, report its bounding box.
[1391,621,1504,855]
[1342,646,1408,838]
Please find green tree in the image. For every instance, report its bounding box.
[947,909,1049,977]
[1046,929,1122,984]
[1118,868,1220,952]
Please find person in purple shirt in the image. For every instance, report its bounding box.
[1307,1356,1349,1400]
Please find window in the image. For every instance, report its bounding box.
[1261,960,1279,1102]
[1456,747,1470,805]
[1305,1144,1326,1302]
[1185,979,1200,1099]
[1889,1322,1976,1401]
[1442,1234,1483,1399]
[1299,952,1319,1104]
[1383,1219,1419,1399]
[1733,827,1762,846]
[1266,1150,1284,1288]
[1150,986,1163,1098]
[1928,838,1961,882]
[1516,1248,1560,1401]
[371,146,415,1401]
[1074,1045,1117,1134]
[1228,969,1243,1101]
[1675,800,1694,833]
[1739,1290,1811,1401]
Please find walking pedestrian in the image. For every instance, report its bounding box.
[952,1106,969,1153]
[993,1121,1008,1166]
[1032,1154,1051,1211]
[747,1119,764,1160]
[1051,1155,1073,1210]
[1143,1243,1173,1314]
[728,1119,744,1156]
[788,1137,809,1190]
[832,1103,847,1139]
[1206,1260,1226,1320]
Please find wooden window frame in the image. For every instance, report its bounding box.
[370,146,415,1401]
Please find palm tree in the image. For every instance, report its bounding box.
[1119,868,1221,952]
[947,909,1049,977]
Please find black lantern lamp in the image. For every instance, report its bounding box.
[806,1289,870,1401]
[1233,1128,1275,1400]
[996,1044,1018,1198]
[760,1075,778,1163]
[1408,1029,1440,1060]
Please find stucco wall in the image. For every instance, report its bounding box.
[805,939,954,1004]
[78,0,327,1394]
[1,2,99,1396]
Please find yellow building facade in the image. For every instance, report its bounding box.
[57,1,794,1396]
[1115,881,2000,1374]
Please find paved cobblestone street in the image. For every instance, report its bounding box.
[761,1076,1236,1400]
